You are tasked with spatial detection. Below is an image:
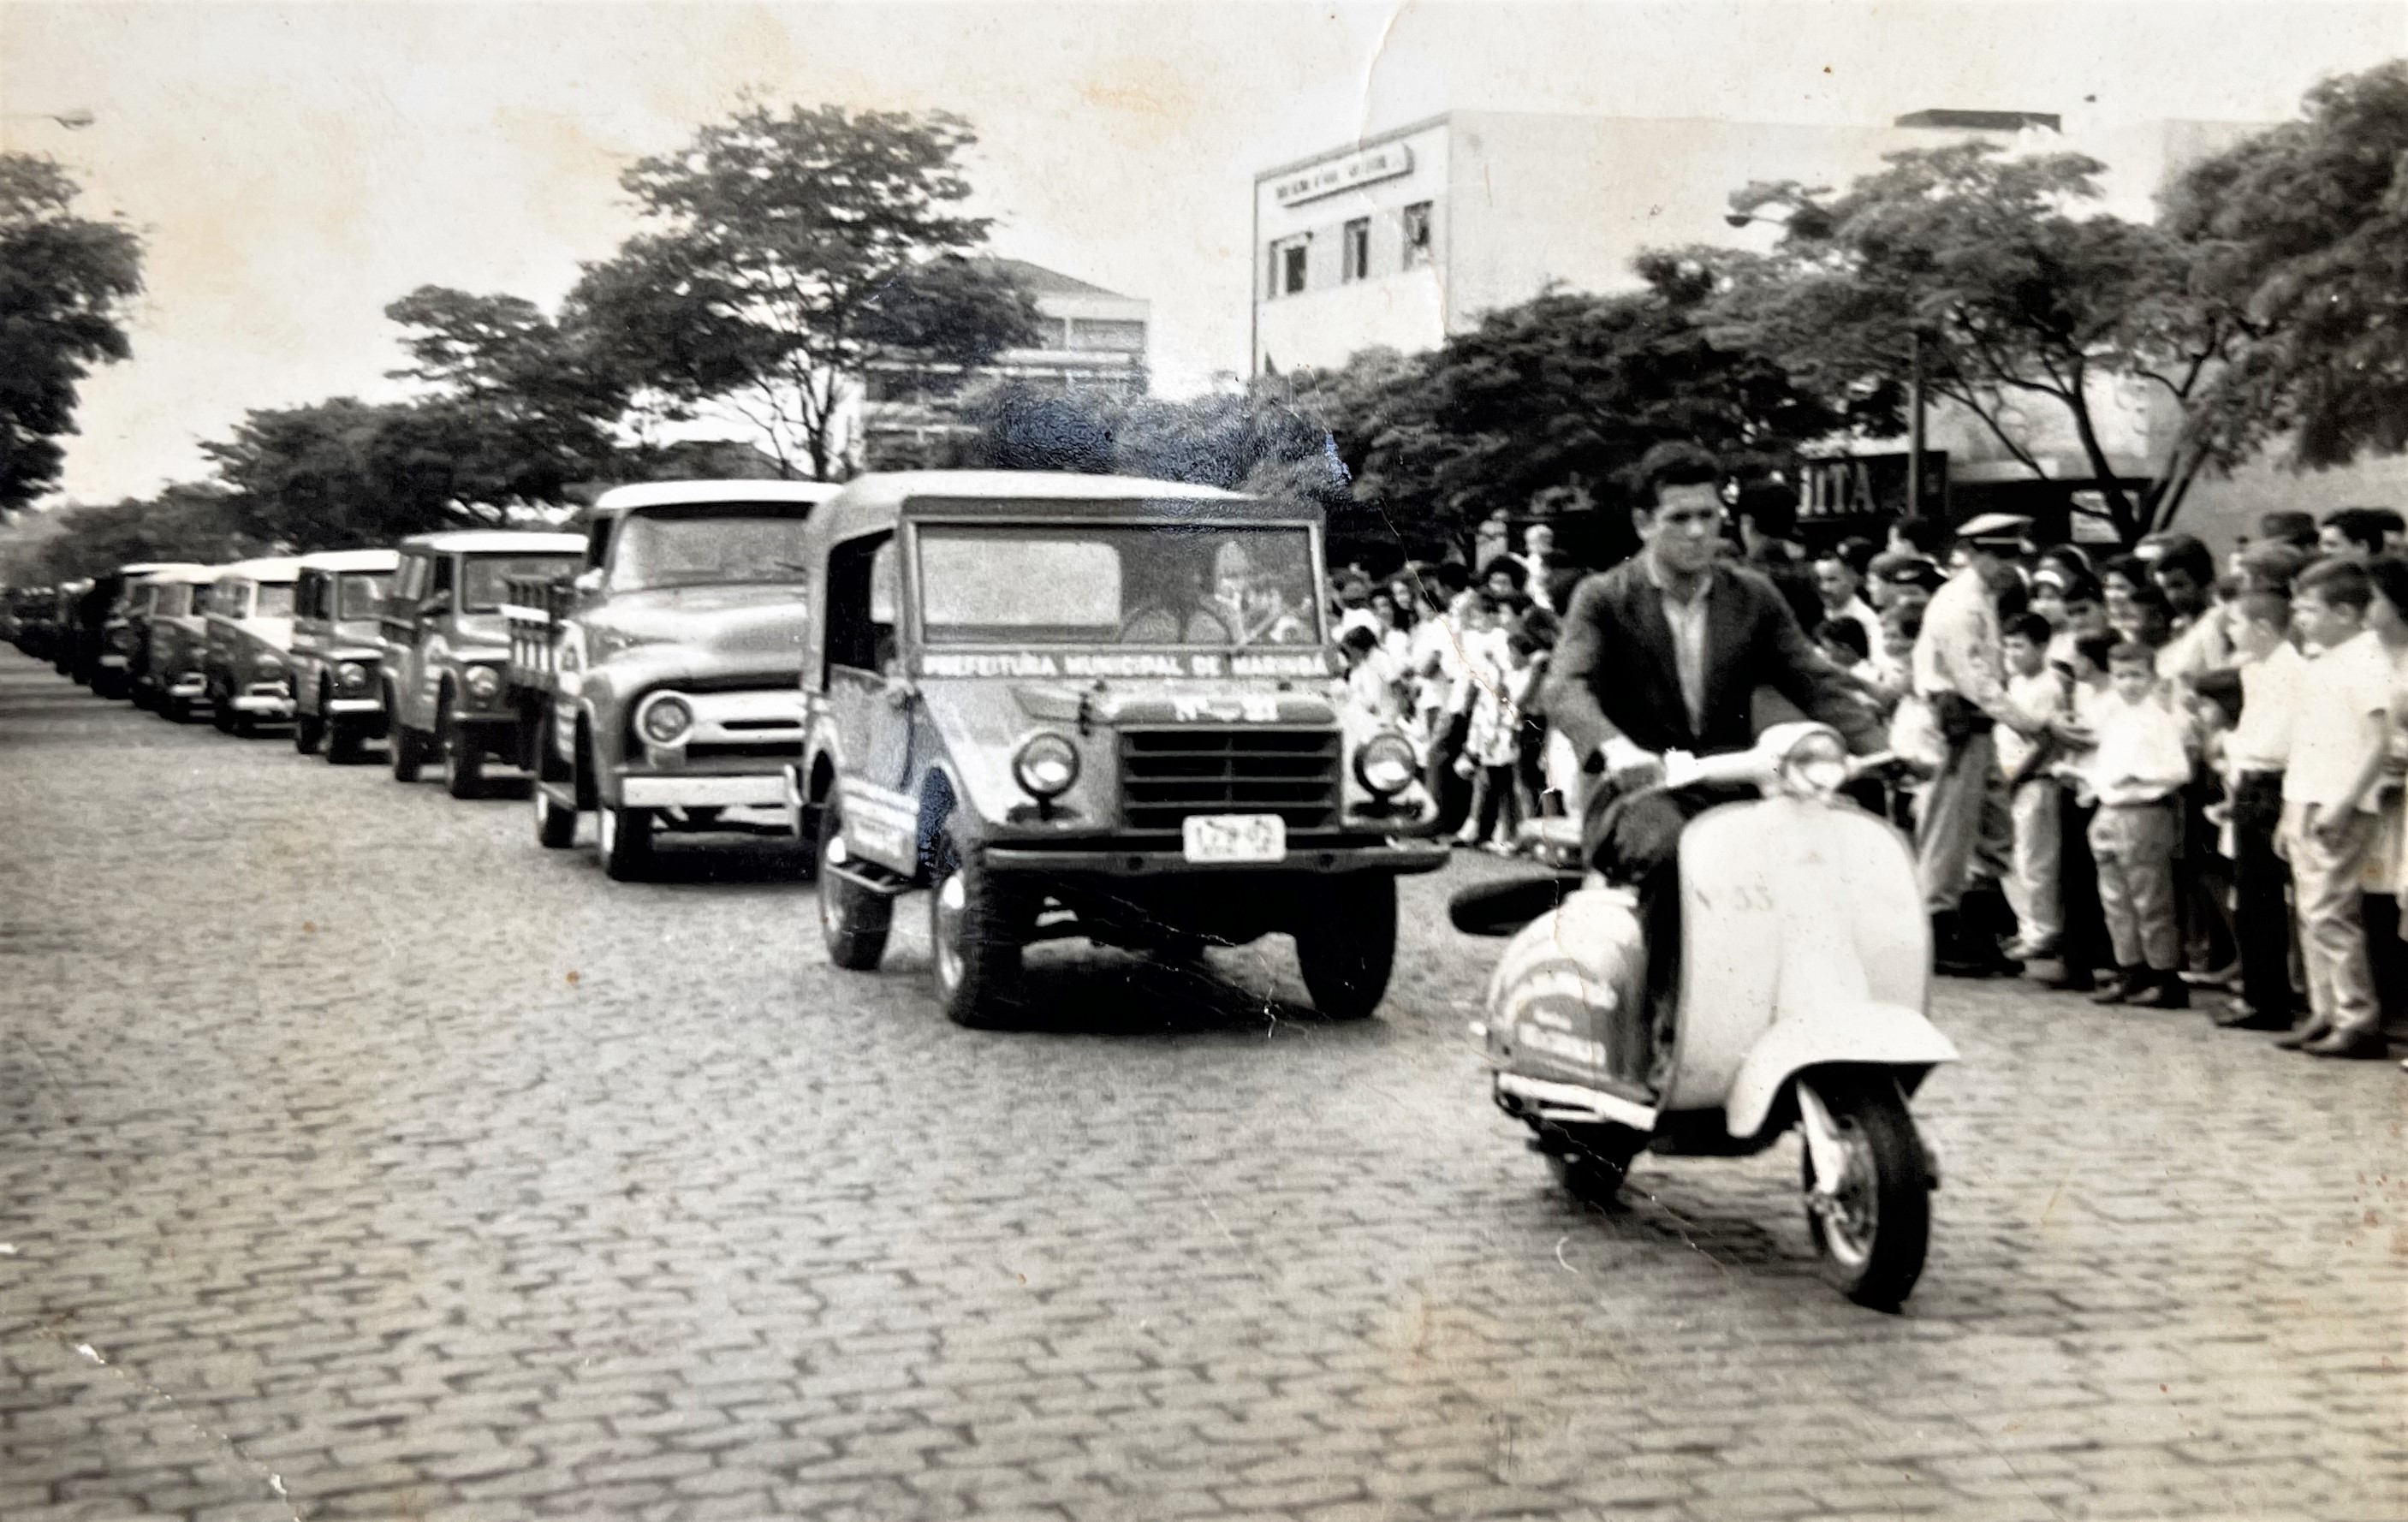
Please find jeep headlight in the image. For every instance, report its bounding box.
[463,665,502,702]
[336,661,368,692]
[254,652,285,675]
[637,693,693,746]
[1354,732,1418,797]
[1013,732,1080,800]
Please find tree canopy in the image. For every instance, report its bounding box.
[0,153,144,516]
[1704,142,2247,545]
[571,104,1040,479]
[2164,60,2408,473]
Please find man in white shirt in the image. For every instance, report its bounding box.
[2278,560,2393,1059]
[1814,551,1883,654]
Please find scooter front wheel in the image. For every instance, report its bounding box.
[1800,1074,1931,1311]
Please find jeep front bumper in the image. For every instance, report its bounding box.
[231,687,294,716]
[326,697,385,716]
[981,839,1450,877]
[620,773,789,809]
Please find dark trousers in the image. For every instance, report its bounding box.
[2231,770,2295,1020]
[1426,710,1473,835]
[2180,773,2237,973]
[2057,784,2110,975]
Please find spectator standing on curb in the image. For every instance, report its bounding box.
[1998,612,2065,962]
[1911,513,2048,976]
[2072,643,2197,1008]
[2216,588,2305,1030]
[2277,558,2393,1060]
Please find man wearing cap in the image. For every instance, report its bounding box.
[1913,512,2050,975]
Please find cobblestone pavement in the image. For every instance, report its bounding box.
[1,648,2401,1522]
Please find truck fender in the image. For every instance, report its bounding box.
[1723,1002,1959,1139]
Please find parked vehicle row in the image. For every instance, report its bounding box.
[9,472,1446,1029]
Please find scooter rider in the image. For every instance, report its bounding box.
[1543,442,1887,1081]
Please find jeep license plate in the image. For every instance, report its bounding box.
[1182,813,1287,864]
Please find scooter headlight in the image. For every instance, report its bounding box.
[1354,732,1418,797]
[1777,728,1849,800]
[1013,732,1080,800]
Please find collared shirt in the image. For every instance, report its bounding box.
[1912,564,2030,728]
[1826,595,1882,654]
[2156,606,2233,689]
[2083,686,2194,807]
[1996,669,2064,779]
[1643,552,1711,734]
[2227,641,2304,775]
[2285,629,2393,811]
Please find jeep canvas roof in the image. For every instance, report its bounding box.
[397,531,586,556]
[294,548,402,574]
[589,480,843,517]
[215,556,306,584]
[810,471,1302,546]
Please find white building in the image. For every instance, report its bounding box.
[863,259,1149,470]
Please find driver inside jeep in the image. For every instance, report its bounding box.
[1543,443,1884,1090]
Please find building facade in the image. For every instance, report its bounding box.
[862,259,1149,470]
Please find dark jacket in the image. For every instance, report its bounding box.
[1543,556,1883,761]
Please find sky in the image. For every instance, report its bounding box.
[3,0,2403,507]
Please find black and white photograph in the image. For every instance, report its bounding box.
[2,2,2404,1518]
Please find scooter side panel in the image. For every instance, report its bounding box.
[1483,888,1650,1093]
[1666,798,1931,1113]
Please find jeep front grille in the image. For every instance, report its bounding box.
[1118,728,1341,835]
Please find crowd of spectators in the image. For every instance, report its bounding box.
[1329,488,2408,1068]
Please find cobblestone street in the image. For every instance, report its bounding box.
[1,646,2401,1522]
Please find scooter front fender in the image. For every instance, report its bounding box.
[1724,1002,1959,1139]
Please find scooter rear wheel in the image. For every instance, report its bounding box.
[1543,1121,1644,1206]
[1801,1074,1931,1311]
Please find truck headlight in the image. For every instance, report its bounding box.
[1013,732,1079,800]
[637,693,693,746]
[1354,732,1418,796]
[254,652,285,675]
[336,661,368,692]
[463,665,502,701]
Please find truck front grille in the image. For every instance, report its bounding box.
[1118,728,1341,835]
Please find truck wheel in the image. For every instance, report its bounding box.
[598,804,653,882]
[389,698,428,782]
[210,678,236,734]
[929,816,1026,1029]
[532,716,577,847]
[325,719,362,765]
[817,800,891,970]
[1294,875,1397,1020]
[164,689,191,724]
[438,696,484,800]
[294,696,324,755]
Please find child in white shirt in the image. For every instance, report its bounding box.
[2278,560,2394,1056]
[1997,612,2066,959]
[2072,642,2196,1007]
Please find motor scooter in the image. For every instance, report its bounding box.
[1449,722,1957,1311]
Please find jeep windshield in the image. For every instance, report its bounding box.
[336,574,390,621]
[461,556,581,614]
[253,584,296,618]
[609,508,817,592]
[915,523,1323,647]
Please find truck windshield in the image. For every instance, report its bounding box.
[253,584,296,618]
[609,510,816,592]
[461,556,580,613]
[336,574,390,621]
[915,522,1323,646]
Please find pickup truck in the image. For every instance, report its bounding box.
[504,480,836,879]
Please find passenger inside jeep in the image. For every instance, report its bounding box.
[914,524,1322,647]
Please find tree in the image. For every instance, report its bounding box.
[203,398,492,550]
[571,104,1040,479]
[2163,61,2408,472]
[1287,261,1860,555]
[26,483,252,582]
[0,153,144,515]
[1708,142,2251,544]
[384,285,629,502]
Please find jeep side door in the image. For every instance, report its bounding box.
[381,551,437,728]
[823,533,917,871]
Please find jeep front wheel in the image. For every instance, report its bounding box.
[439,693,484,800]
[294,693,324,754]
[817,800,891,971]
[929,817,1026,1029]
[1294,875,1397,1020]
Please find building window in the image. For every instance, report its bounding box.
[1401,201,1434,270]
[1341,217,1370,282]
[1271,238,1310,297]
[1067,318,1147,352]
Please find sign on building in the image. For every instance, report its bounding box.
[1270,145,1416,207]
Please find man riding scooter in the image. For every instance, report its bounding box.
[1544,443,1888,1088]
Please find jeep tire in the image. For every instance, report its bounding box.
[929,816,1026,1029]
[294,699,324,754]
[210,677,236,734]
[817,799,891,971]
[325,717,363,765]
[1294,875,1397,1020]
[389,696,429,782]
[598,804,653,882]
[438,694,484,800]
